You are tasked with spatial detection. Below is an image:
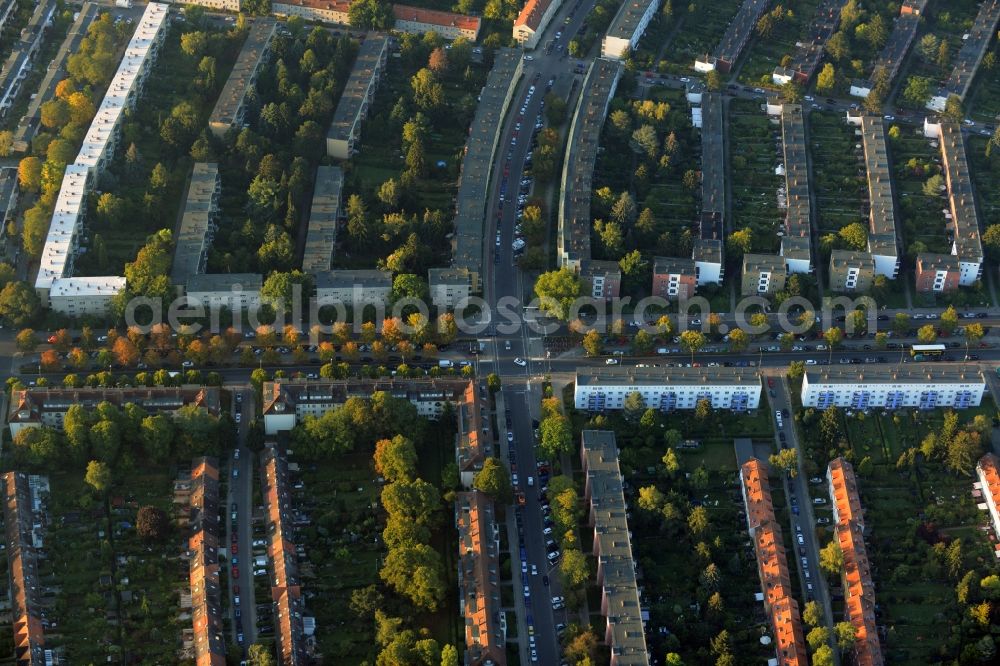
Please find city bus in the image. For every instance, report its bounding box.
[910,344,946,361]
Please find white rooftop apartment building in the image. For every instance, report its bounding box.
[34,2,169,314]
[575,366,762,412]
[185,273,262,312]
[801,365,985,410]
[601,0,660,59]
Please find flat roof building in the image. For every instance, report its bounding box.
[302,166,343,273]
[700,92,726,242]
[928,0,1000,110]
[772,0,848,85]
[456,491,506,665]
[12,3,97,152]
[580,430,650,666]
[172,163,221,287]
[207,18,277,138]
[801,364,985,410]
[558,58,622,269]
[694,0,772,73]
[314,269,391,307]
[35,3,169,312]
[575,366,762,412]
[185,273,262,312]
[0,0,56,118]
[601,0,660,59]
[326,34,389,159]
[392,4,481,40]
[513,0,561,48]
[448,48,521,293]
[580,259,621,300]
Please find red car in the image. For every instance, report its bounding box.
[231,566,239,579]
[767,378,774,388]
[47,335,57,344]
[231,541,238,554]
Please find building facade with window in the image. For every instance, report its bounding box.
[801,365,984,410]
[575,367,762,412]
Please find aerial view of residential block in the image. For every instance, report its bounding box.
[0,0,998,663]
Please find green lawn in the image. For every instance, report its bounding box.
[808,111,867,236]
[39,468,180,664]
[656,0,744,74]
[738,0,822,86]
[728,98,782,253]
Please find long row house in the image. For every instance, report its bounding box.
[185,457,226,665]
[927,0,1000,111]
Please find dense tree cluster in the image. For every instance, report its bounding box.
[291,391,422,459]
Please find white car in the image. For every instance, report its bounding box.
[605,358,619,365]
[797,534,805,545]
[507,432,514,442]
[513,357,527,367]
[531,564,538,576]
[521,560,527,574]
[805,359,818,365]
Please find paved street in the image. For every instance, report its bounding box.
[225,387,257,650]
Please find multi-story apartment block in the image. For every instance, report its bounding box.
[163,0,241,10]
[12,2,97,152]
[927,0,1000,111]
[801,365,985,410]
[828,458,883,666]
[3,472,48,666]
[188,457,226,666]
[513,0,561,48]
[262,446,308,665]
[923,118,984,286]
[696,92,726,285]
[845,113,900,278]
[272,0,350,24]
[7,386,222,437]
[739,459,808,665]
[915,252,961,292]
[580,259,622,299]
[208,18,277,138]
[777,104,812,274]
[302,166,344,274]
[446,48,521,295]
[651,256,697,301]
[849,0,927,98]
[392,5,481,40]
[455,491,506,664]
[580,430,650,666]
[314,269,392,308]
[694,0,772,73]
[35,3,169,314]
[975,454,1000,556]
[828,250,875,293]
[326,35,389,159]
[261,378,482,433]
[558,58,621,269]
[601,0,660,59]
[741,253,787,296]
[575,366,762,412]
[0,0,56,119]
[428,267,473,310]
[185,273,262,312]
[172,163,221,288]
[772,0,848,85]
